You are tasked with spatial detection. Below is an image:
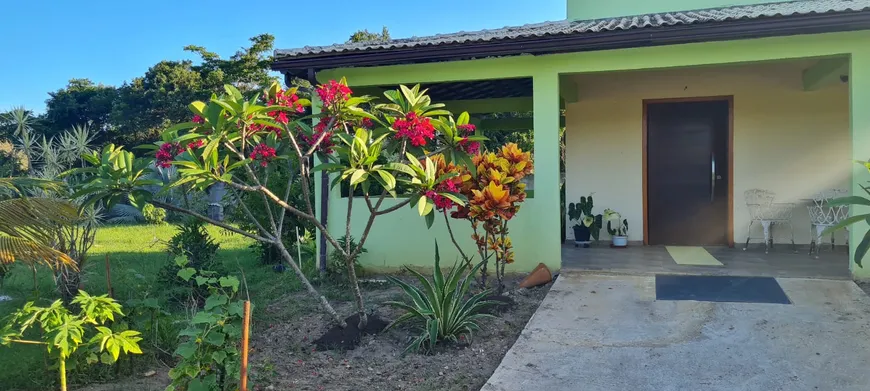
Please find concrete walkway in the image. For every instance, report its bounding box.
[483,272,870,391]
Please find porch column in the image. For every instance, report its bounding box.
[850,50,870,280]
[533,72,562,271]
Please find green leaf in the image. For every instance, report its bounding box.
[375,170,397,191]
[219,276,240,292]
[382,162,416,176]
[191,311,219,324]
[166,121,198,134]
[457,111,470,126]
[829,196,870,207]
[856,227,870,268]
[175,341,198,359]
[212,350,228,363]
[188,101,207,115]
[821,214,870,236]
[312,163,346,172]
[205,331,226,346]
[350,169,368,186]
[417,195,428,216]
[228,301,244,317]
[425,210,435,228]
[204,294,228,311]
[187,378,209,391]
[177,268,196,281]
[100,352,116,365]
[439,192,467,206]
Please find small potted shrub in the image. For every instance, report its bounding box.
[604,209,629,248]
[568,195,602,248]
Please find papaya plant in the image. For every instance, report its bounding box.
[0,291,143,391]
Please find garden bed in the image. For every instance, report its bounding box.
[83,276,551,391]
[247,277,549,391]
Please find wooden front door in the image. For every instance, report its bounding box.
[646,99,730,245]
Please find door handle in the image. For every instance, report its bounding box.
[710,152,716,202]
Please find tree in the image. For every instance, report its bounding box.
[44,79,117,140]
[70,81,485,331]
[38,35,279,146]
[184,33,278,92]
[111,61,206,145]
[348,26,391,43]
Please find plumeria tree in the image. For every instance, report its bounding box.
[70,80,485,329]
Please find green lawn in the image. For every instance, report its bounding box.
[0,223,322,390]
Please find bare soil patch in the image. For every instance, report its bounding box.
[248,277,550,391]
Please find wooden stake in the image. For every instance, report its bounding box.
[240,300,251,391]
[104,255,114,299]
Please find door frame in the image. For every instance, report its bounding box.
[641,96,734,246]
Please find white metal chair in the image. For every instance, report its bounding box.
[743,189,796,253]
[808,189,849,256]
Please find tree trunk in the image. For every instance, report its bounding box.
[56,267,80,305]
[207,183,226,221]
[59,358,67,391]
[274,240,346,327]
[346,258,368,328]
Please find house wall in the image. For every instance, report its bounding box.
[567,0,783,20]
[564,61,851,245]
[317,30,870,277]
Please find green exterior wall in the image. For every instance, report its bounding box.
[567,0,784,20]
[316,30,870,278]
[850,50,870,280]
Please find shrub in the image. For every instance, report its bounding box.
[168,258,245,391]
[142,203,167,224]
[0,291,143,391]
[166,219,220,270]
[159,220,222,305]
[386,242,498,354]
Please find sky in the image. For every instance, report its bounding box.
[0,0,565,112]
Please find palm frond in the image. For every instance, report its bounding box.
[0,178,65,196]
[0,198,79,242]
[0,236,74,268]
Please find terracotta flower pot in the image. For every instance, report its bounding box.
[519,263,552,288]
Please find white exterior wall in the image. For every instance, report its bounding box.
[564,61,851,245]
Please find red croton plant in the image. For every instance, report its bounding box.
[71,80,487,329]
[430,143,534,294]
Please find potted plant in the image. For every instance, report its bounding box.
[604,209,629,248]
[568,195,602,248]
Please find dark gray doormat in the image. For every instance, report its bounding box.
[655,275,791,304]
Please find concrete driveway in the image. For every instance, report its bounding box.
[483,272,870,391]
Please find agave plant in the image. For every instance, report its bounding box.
[824,162,870,266]
[386,242,498,354]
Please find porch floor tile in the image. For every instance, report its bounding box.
[561,243,849,279]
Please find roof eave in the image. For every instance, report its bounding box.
[271,12,870,74]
